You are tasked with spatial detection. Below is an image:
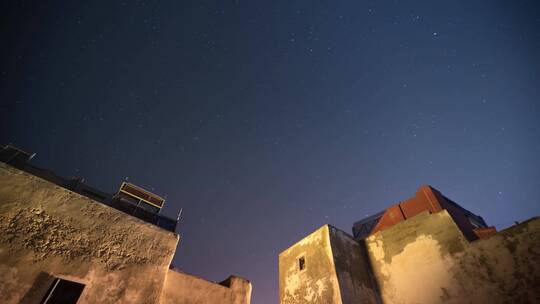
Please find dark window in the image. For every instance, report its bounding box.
[299,257,306,271]
[41,278,85,304]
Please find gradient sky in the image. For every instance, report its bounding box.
[1,1,539,303]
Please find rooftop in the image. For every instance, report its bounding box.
[0,144,178,233]
[352,185,489,240]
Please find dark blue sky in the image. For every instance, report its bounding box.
[2,1,539,303]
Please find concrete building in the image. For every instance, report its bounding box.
[0,145,251,304]
[279,185,540,304]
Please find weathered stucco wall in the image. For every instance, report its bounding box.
[0,163,179,304]
[160,270,251,304]
[279,225,342,304]
[279,225,379,304]
[365,210,540,303]
[327,226,379,304]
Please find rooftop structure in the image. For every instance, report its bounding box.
[352,185,494,241]
[0,144,177,232]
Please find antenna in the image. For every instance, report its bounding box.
[174,208,183,233]
[176,208,183,222]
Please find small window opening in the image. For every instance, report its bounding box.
[299,257,306,271]
[41,278,85,304]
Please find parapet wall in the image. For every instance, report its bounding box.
[365,210,540,303]
[160,269,251,304]
[0,163,179,304]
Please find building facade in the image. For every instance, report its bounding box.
[279,186,539,304]
[0,145,251,304]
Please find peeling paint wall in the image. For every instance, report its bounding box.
[0,163,179,304]
[281,192,538,304]
[279,225,342,304]
[365,210,540,303]
[160,270,251,304]
[279,225,379,304]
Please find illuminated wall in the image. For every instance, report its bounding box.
[0,162,252,304]
[279,225,379,304]
[280,208,539,303]
[365,210,540,303]
[0,162,178,303]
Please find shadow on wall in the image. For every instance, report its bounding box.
[358,240,383,304]
[19,271,54,304]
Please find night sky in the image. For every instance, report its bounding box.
[2,1,540,303]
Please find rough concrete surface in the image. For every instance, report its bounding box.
[365,210,540,303]
[279,225,380,304]
[279,225,342,304]
[281,208,539,304]
[0,163,179,304]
